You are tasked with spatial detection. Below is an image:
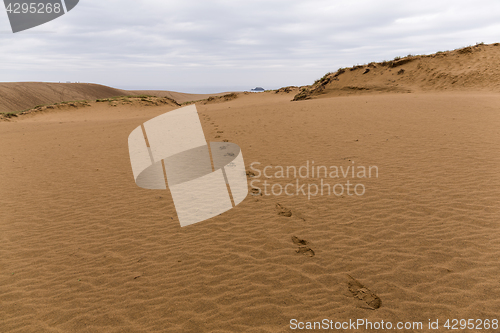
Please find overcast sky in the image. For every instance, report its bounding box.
[1,0,499,93]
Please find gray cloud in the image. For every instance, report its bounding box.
[1,0,499,92]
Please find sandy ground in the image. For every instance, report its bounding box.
[1,89,499,332]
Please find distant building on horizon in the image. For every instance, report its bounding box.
[250,87,265,92]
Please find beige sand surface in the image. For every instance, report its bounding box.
[1,87,499,332]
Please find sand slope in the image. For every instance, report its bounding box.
[0,82,130,114]
[294,43,500,100]
[1,90,499,332]
[0,83,234,114]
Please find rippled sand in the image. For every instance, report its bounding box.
[1,91,499,332]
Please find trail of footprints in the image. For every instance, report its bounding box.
[202,113,381,310]
[201,113,228,141]
[275,194,383,309]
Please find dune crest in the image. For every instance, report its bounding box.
[0,82,129,114]
[293,42,500,100]
[0,82,239,115]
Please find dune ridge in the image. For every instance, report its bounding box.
[0,95,181,121]
[0,82,129,114]
[0,83,237,115]
[128,90,236,104]
[293,42,500,100]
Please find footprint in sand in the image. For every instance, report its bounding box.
[291,235,308,245]
[276,203,292,217]
[275,204,306,221]
[347,275,381,309]
[251,188,262,196]
[291,236,315,257]
[246,170,256,178]
[296,247,315,257]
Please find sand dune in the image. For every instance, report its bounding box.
[294,43,500,100]
[0,83,234,115]
[0,82,129,114]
